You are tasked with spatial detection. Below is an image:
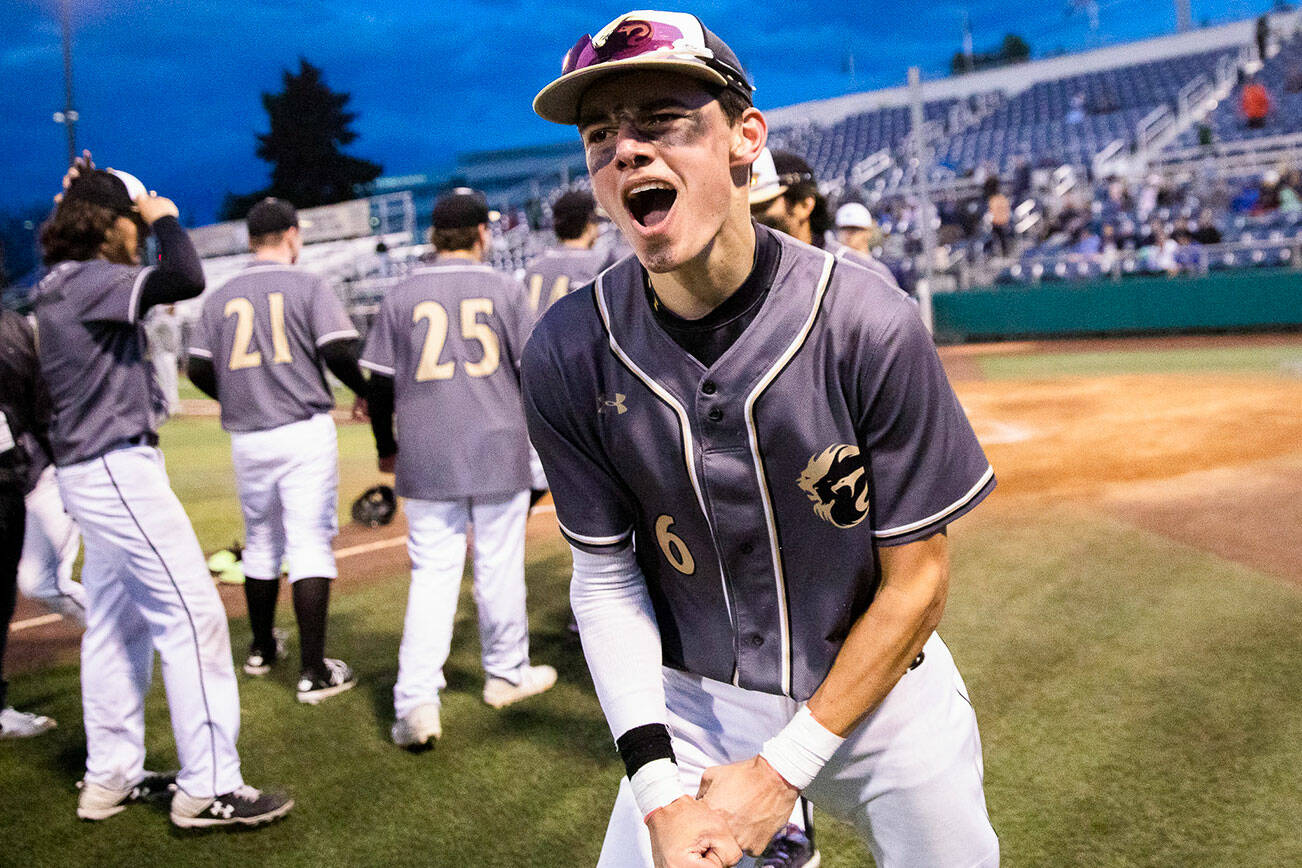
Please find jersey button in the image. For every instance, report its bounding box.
[749,634,765,647]
[707,408,723,422]
[701,380,717,395]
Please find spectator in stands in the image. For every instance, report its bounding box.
[1256,15,1270,63]
[1256,170,1282,213]
[1192,208,1222,245]
[984,177,1013,257]
[1066,92,1086,126]
[833,202,880,256]
[1172,229,1204,274]
[1098,224,1120,274]
[1280,170,1302,213]
[1241,75,1272,130]
[1071,226,1101,257]
[1141,225,1179,276]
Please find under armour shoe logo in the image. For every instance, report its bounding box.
[598,393,628,416]
[210,802,235,819]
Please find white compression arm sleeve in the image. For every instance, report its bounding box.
[569,543,669,741]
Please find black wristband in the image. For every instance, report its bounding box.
[616,723,676,779]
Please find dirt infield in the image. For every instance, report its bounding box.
[8,334,1300,674]
[949,337,1302,586]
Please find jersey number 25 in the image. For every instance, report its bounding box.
[412,298,501,381]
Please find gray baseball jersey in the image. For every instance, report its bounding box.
[825,237,901,288]
[523,246,610,315]
[360,260,534,501]
[522,230,993,701]
[188,262,358,432]
[33,260,166,466]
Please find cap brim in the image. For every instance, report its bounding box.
[534,58,730,125]
[748,182,787,206]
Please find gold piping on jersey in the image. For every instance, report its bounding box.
[743,251,836,699]
[592,273,738,636]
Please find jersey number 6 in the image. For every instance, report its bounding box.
[412,298,501,382]
[655,514,696,576]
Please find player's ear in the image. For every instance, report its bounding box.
[729,106,767,169]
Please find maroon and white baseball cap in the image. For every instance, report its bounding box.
[533,9,753,125]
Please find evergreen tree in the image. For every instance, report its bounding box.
[221,59,382,220]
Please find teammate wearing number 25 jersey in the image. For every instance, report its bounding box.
[188,197,366,705]
[361,188,555,749]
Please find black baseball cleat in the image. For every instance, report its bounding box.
[243,627,288,676]
[170,784,293,829]
[77,770,177,820]
[758,823,821,868]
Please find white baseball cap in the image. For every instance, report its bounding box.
[748,148,782,206]
[835,202,874,230]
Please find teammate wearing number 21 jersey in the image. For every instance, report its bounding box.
[188,197,365,705]
[361,188,556,749]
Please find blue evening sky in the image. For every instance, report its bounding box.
[0,0,1279,224]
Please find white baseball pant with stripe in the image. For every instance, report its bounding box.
[18,464,86,624]
[598,634,998,868]
[56,445,243,798]
[394,491,532,717]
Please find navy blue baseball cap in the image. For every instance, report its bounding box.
[63,168,144,217]
[246,198,299,236]
[534,10,753,125]
[432,188,494,229]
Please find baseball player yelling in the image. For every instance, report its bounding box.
[525,11,999,868]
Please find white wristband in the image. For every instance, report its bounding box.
[630,758,687,820]
[759,706,846,791]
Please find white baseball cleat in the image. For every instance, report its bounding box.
[296,658,356,705]
[76,771,176,820]
[0,706,56,739]
[391,703,442,748]
[482,664,557,709]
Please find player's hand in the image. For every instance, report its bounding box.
[55,150,95,202]
[378,454,396,474]
[647,796,743,868]
[350,396,369,421]
[136,192,179,224]
[696,756,800,855]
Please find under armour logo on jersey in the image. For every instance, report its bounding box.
[598,393,628,416]
[797,444,871,528]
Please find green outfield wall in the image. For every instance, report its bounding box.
[932,268,1302,343]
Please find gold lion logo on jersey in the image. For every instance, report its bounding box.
[797,444,871,529]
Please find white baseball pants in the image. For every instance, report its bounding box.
[56,445,243,798]
[394,491,532,718]
[18,464,86,625]
[229,413,339,582]
[597,634,999,868]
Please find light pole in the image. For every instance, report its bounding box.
[53,0,78,165]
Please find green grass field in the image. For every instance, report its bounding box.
[977,342,1302,380]
[3,350,1300,866]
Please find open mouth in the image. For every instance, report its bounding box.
[625,181,677,229]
